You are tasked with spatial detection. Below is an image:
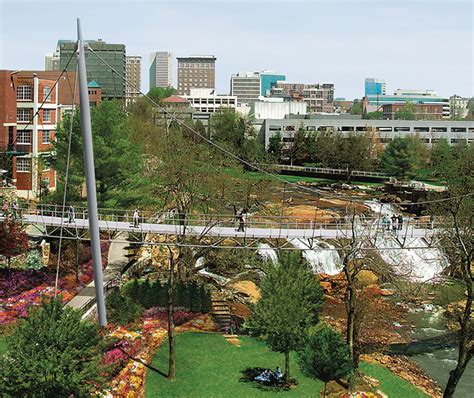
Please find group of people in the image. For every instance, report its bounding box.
[381,214,403,232]
[2,199,20,219]
[255,367,284,385]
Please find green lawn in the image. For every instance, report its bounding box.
[145,333,428,398]
[0,337,7,356]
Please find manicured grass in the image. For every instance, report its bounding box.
[145,333,428,398]
[0,337,7,356]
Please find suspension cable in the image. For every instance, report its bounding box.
[54,63,78,297]
[87,46,471,208]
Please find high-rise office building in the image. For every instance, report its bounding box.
[125,55,141,104]
[230,72,261,105]
[44,50,60,71]
[260,71,286,96]
[177,55,216,95]
[59,39,126,99]
[149,51,173,89]
[364,78,386,96]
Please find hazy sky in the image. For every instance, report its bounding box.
[1,0,472,99]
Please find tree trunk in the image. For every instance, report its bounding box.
[284,350,290,384]
[443,258,472,397]
[344,268,358,368]
[167,248,176,381]
[323,382,327,398]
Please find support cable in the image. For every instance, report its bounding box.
[54,64,78,297]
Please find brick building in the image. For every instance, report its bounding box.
[382,103,445,120]
[0,71,58,197]
[270,82,335,113]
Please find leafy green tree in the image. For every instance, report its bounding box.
[349,100,362,115]
[0,298,104,397]
[189,283,203,312]
[430,139,451,175]
[138,279,155,309]
[245,252,324,383]
[54,100,145,207]
[0,218,29,271]
[200,285,212,313]
[268,131,283,161]
[380,136,426,179]
[298,324,353,398]
[107,289,142,324]
[315,131,378,180]
[394,102,416,120]
[122,278,140,302]
[147,86,177,104]
[364,111,383,120]
[283,127,309,166]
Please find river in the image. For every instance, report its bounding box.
[406,305,474,397]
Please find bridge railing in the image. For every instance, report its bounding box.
[13,203,440,233]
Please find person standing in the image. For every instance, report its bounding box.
[12,200,19,219]
[236,211,245,232]
[67,204,75,223]
[391,214,398,232]
[397,215,403,231]
[133,208,140,228]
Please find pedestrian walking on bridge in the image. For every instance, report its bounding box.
[133,208,140,228]
[67,204,75,223]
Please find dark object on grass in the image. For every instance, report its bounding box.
[239,367,297,391]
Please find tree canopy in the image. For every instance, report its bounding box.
[380,136,427,179]
[245,252,324,382]
[53,100,146,207]
[0,298,104,397]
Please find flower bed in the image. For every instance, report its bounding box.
[0,243,109,328]
[103,312,217,397]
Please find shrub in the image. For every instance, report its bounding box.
[23,250,45,271]
[0,298,104,396]
[107,289,142,325]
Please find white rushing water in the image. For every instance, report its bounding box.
[290,239,342,275]
[364,200,447,282]
[257,243,278,264]
[194,257,230,285]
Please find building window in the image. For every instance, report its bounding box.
[17,109,31,122]
[17,131,31,144]
[16,158,31,172]
[42,130,51,144]
[43,86,51,101]
[17,85,32,101]
[43,109,51,123]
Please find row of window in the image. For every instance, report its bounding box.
[17,85,52,101]
[17,109,53,123]
[16,130,52,145]
[178,63,213,69]
[16,158,52,173]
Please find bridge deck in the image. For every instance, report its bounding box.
[15,214,434,241]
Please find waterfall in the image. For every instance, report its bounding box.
[194,257,230,286]
[365,200,447,282]
[257,243,278,263]
[289,239,342,275]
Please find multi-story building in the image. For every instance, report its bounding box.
[251,97,307,120]
[364,78,386,96]
[59,39,126,99]
[270,82,335,113]
[125,55,141,105]
[260,70,286,96]
[450,95,471,119]
[44,50,60,71]
[0,71,58,197]
[177,56,216,95]
[149,51,173,89]
[334,98,354,114]
[183,88,237,116]
[230,72,261,105]
[260,115,474,150]
[364,89,450,118]
[382,103,445,120]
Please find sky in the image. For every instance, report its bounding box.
[0,0,472,100]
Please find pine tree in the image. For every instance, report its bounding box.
[178,282,190,310]
[245,252,324,383]
[0,298,105,396]
[189,283,202,312]
[298,325,353,398]
[200,286,212,313]
[122,278,140,302]
[150,280,162,307]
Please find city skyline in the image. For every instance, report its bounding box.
[0,0,472,99]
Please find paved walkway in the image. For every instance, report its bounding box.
[66,232,129,313]
[14,213,436,241]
